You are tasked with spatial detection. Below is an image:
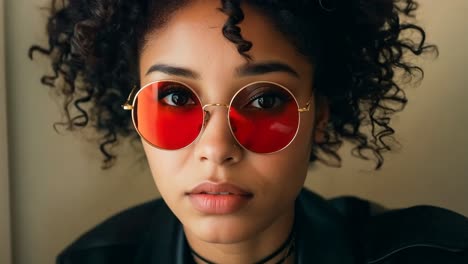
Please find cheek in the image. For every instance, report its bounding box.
[142,140,192,194]
[287,110,315,162]
[272,111,315,181]
[250,119,314,194]
[257,144,311,185]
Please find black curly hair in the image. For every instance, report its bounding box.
[30,0,437,169]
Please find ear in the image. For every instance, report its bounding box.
[313,96,330,144]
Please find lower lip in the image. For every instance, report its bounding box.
[188,194,252,214]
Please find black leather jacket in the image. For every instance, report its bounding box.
[57,189,468,263]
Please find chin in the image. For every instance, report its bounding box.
[184,215,258,244]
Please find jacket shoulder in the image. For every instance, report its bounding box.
[363,205,468,264]
[56,198,169,264]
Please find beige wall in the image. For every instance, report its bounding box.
[1,0,13,263]
[4,1,468,264]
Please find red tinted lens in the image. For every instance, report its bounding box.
[229,83,300,153]
[133,81,203,150]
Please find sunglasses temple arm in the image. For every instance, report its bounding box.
[298,97,313,112]
[122,85,138,110]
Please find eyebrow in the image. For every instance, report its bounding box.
[146,64,200,79]
[236,62,300,78]
[145,61,300,79]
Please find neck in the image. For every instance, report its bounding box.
[191,231,295,264]
[184,207,295,264]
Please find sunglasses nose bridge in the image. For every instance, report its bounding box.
[202,103,230,125]
[202,103,230,110]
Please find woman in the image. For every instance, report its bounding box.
[30,0,468,263]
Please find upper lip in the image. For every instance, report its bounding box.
[187,182,253,196]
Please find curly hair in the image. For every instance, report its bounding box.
[30,0,436,169]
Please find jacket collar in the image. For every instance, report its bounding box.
[134,189,357,264]
[295,189,356,264]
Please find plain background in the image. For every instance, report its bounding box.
[1,1,467,264]
[1,0,12,263]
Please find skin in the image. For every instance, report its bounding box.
[138,1,328,263]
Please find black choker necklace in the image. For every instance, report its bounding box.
[189,230,295,264]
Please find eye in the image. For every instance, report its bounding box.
[158,84,197,107]
[250,94,282,109]
[247,89,289,110]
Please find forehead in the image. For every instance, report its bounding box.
[139,0,313,86]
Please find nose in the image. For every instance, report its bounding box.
[193,105,243,166]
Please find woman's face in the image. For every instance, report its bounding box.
[139,0,326,244]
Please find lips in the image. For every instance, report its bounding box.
[188,182,253,196]
[186,182,253,214]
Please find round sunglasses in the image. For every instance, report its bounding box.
[122,80,312,154]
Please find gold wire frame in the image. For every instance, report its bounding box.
[122,80,313,153]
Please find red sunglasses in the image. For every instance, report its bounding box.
[122,80,312,154]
